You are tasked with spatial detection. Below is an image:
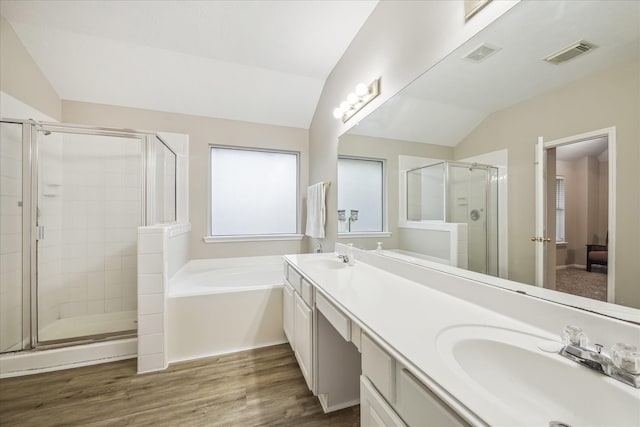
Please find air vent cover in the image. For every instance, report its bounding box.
[545,40,596,65]
[463,43,501,63]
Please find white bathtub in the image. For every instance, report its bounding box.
[167,256,286,363]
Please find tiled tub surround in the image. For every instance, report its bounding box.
[167,256,286,363]
[285,245,640,426]
[136,223,190,374]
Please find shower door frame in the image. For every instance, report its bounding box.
[444,161,499,276]
[1,118,176,352]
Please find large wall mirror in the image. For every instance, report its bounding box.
[338,0,639,321]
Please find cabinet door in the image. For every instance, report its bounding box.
[294,292,313,390]
[283,282,295,347]
[361,376,406,427]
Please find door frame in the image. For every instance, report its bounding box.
[535,127,616,303]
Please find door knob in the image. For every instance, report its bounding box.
[531,236,538,242]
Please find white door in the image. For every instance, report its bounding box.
[535,129,616,301]
[283,282,294,347]
[294,292,313,390]
[534,137,550,287]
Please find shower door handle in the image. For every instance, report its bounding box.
[36,226,45,241]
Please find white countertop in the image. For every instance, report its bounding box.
[284,252,640,427]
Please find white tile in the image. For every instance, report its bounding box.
[87,282,105,300]
[105,269,123,286]
[87,300,105,314]
[105,283,122,299]
[138,233,164,254]
[105,297,122,313]
[139,294,163,315]
[139,333,163,355]
[138,313,163,335]
[137,353,165,373]
[122,297,137,311]
[138,273,163,295]
[105,255,122,270]
[138,253,164,274]
[59,301,87,318]
[86,255,105,272]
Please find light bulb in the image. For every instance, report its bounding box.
[333,108,343,119]
[339,101,350,112]
[355,83,369,96]
[347,93,358,105]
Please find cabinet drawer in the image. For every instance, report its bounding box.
[300,278,313,306]
[396,364,470,427]
[287,265,302,294]
[361,376,406,427]
[362,333,395,403]
[316,292,350,341]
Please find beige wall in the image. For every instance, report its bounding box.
[307,0,518,253]
[338,133,452,250]
[454,58,639,308]
[62,101,309,260]
[0,17,61,120]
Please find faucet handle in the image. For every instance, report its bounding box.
[562,325,587,347]
[611,343,640,374]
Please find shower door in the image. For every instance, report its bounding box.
[35,128,143,345]
[447,164,498,276]
[0,121,28,353]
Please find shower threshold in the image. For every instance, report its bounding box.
[38,311,137,343]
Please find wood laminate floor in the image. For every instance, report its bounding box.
[0,344,360,427]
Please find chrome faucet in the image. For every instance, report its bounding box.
[559,326,640,388]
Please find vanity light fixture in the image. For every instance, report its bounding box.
[333,78,381,123]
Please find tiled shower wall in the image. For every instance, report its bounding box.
[0,123,24,352]
[38,133,142,326]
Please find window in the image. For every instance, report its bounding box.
[209,146,299,238]
[556,176,565,243]
[337,157,384,233]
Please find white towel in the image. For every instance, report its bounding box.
[305,182,326,238]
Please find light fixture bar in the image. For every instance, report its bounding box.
[333,78,381,123]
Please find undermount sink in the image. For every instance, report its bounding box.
[306,257,347,270]
[436,325,639,427]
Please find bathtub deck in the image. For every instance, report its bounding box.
[0,343,359,426]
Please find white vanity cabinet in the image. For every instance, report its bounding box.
[294,291,313,389]
[283,259,361,412]
[283,263,315,391]
[362,333,470,427]
[283,281,294,346]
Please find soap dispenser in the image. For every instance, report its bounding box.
[376,242,383,252]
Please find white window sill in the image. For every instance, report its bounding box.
[203,234,303,243]
[556,241,568,246]
[338,232,392,239]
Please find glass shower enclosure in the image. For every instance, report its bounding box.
[0,120,176,353]
[407,161,499,276]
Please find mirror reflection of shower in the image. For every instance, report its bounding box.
[406,161,499,276]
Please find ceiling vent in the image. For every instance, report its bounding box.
[463,43,501,63]
[544,40,596,65]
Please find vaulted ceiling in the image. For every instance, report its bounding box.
[1,0,378,128]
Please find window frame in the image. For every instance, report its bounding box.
[205,145,302,243]
[337,155,389,237]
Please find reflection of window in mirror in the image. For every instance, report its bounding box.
[337,157,384,233]
[555,176,566,243]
